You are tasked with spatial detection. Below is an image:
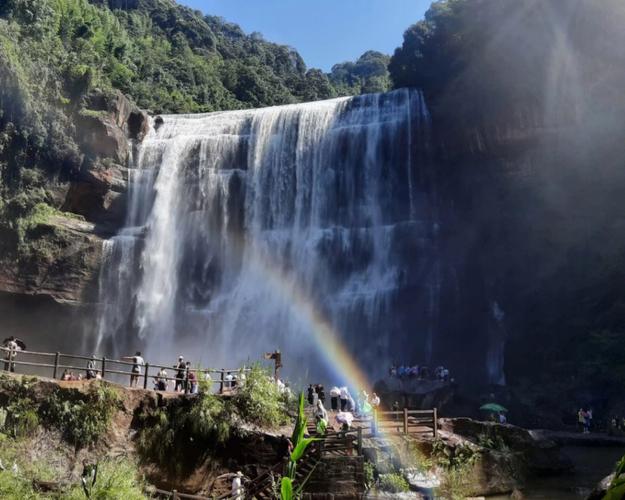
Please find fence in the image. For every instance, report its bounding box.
[371,408,438,438]
[0,346,248,395]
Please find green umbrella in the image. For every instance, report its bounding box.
[480,403,508,412]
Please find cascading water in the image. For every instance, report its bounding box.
[95,89,446,382]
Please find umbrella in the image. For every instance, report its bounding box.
[480,403,508,413]
[2,338,26,350]
[335,412,354,425]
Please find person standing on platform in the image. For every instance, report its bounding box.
[122,351,144,388]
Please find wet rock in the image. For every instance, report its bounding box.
[587,473,614,500]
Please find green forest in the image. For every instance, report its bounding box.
[0,0,390,253]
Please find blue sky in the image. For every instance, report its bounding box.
[180,0,432,71]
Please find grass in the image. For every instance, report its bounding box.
[65,458,147,500]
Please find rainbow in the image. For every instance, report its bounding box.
[245,248,373,395]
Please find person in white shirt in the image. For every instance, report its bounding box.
[340,386,350,412]
[122,351,144,387]
[370,393,381,408]
[231,471,244,500]
[3,337,20,372]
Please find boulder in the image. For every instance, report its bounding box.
[62,161,128,231]
[439,418,572,474]
[76,90,149,163]
[587,473,615,500]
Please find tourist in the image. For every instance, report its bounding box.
[315,399,328,422]
[174,356,186,392]
[330,386,340,410]
[335,410,354,433]
[340,386,350,411]
[122,351,144,388]
[154,367,168,391]
[307,384,315,405]
[389,365,397,377]
[442,367,450,382]
[186,362,198,394]
[2,337,20,373]
[317,384,326,405]
[347,393,356,412]
[498,412,507,424]
[61,369,71,381]
[231,471,244,500]
[86,355,97,380]
[370,392,381,409]
[578,408,585,433]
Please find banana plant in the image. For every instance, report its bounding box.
[604,455,625,500]
[281,393,319,500]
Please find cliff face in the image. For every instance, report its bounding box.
[0,90,147,351]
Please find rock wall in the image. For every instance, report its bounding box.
[0,90,148,352]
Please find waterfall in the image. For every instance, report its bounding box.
[95,89,442,380]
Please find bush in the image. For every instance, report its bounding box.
[232,364,291,428]
[378,472,409,493]
[41,383,121,448]
[431,439,478,500]
[137,393,233,473]
[0,376,39,438]
[363,461,376,490]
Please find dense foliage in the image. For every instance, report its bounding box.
[41,383,121,448]
[329,51,391,96]
[233,364,293,428]
[138,364,291,473]
[389,0,625,138]
[0,376,120,448]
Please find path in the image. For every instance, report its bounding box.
[531,429,625,447]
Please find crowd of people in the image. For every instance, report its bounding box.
[307,383,381,434]
[389,364,450,382]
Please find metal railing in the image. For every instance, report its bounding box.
[0,346,249,395]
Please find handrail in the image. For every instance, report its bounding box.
[371,408,438,438]
[0,346,249,394]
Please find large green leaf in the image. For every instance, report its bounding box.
[281,476,293,500]
[291,392,307,447]
[604,474,625,500]
[290,436,319,462]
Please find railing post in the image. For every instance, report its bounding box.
[143,363,149,389]
[101,357,106,380]
[220,369,225,394]
[172,489,178,500]
[433,408,438,439]
[53,352,60,379]
[357,427,363,456]
[184,366,189,394]
[403,408,408,434]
